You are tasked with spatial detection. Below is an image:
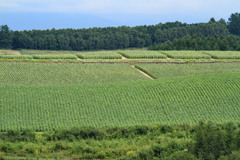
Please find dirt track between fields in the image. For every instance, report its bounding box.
[131,65,154,80]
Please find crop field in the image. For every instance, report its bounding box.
[77,51,122,59]
[204,51,240,59]
[0,55,33,59]
[20,49,79,55]
[162,51,211,59]
[136,63,240,78]
[0,72,240,131]
[32,54,78,59]
[0,49,21,55]
[0,63,148,86]
[118,50,167,59]
[1,49,240,132]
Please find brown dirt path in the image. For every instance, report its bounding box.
[131,65,154,80]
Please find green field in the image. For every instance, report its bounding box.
[162,51,211,59]
[136,63,240,78]
[77,51,122,59]
[118,50,167,59]
[32,54,78,59]
[0,63,148,86]
[1,50,240,132]
[205,51,240,59]
[0,55,33,59]
[1,72,240,131]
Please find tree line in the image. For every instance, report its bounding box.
[148,35,240,51]
[0,20,229,51]
[0,13,239,51]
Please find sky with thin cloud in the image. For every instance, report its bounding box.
[0,0,239,30]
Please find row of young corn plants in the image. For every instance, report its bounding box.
[0,72,240,131]
[32,54,78,59]
[77,51,122,59]
[118,50,167,59]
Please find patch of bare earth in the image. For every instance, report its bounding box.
[122,56,127,59]
[131,65,154,80]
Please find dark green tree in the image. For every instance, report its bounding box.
[0,25,12,49]
[227,13,240,35]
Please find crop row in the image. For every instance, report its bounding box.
[0,54,78,59]
[1,51,240,59]
[161,51,211,59]
[0,73,240,131]
[0,63,148,86]
[118,51,167,59]
[135,63,240,79]
[204,51,240,59]
[77,52,122,59]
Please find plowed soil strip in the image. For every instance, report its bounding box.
[131,65,154,80]
[122,56,127,59]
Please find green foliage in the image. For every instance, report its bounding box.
[149,35,240,51]
[193,122,238,159]
[0,73,240,131]
[77,51,122,59]
[162,51,211,59]
[1,123,240,159]
[204,51,240,59]
[0,63,148,86]
[8,20,229,51]
[32,54,77,59]
[137,147,154,160]
[167,151,197,160]
[135,63,240,79]
[219,150,240,160]
[118,50,167,59]
[0,25,12,49]
[2,129,36,142]
[227,12,240,36]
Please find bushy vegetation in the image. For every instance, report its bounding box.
[149,35,240,51]
[77,51,122,59]
[161,51,211,59]
[0,72,240,131]
[118,50,167,59]
[0,63,148,86]
[1,122,240,159]
[136,63,240,78]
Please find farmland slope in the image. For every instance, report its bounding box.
[0,72,239,131]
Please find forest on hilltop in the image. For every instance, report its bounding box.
[0,13,240,51]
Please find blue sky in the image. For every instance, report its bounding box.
[0,0,239,30]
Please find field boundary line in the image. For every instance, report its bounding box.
[131,65,154,80]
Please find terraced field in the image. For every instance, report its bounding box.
[118,50,167,59]
[0,73,239,131]
[77,51,122,59]
[162,51,211,59]
[204,51,240,59]
[136,63,240,78]
[0,63,148,86]
[1,50,240,132]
